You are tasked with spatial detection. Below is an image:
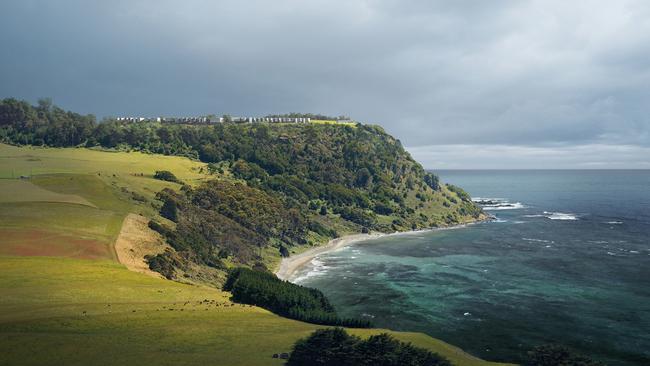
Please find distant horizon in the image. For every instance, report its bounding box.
[431,168,650,171]
[3,95,650,170]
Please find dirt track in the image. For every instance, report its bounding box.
[115,213,168,278]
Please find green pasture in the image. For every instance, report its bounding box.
[0,143,209,184]
[0,256,514,366]
[0,144,212,260]
[0,179,95,207]
[0,143,211,206]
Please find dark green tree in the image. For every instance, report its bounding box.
[160,198,178,222]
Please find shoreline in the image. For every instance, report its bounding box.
[275,233,385,281]
[275,217,491,282]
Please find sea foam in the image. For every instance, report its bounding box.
[522,238,554,244]
[292,258,330,283]
[473,197,526,210]
[543,211,578,220]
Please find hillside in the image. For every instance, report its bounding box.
[0,99,487,284]
[0,256,511,366]
[0,142,508,366]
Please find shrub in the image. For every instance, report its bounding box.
[145,250,181,280]
[308,221,337,238]
[373,202,393,215]
[423,173,440,191]
[148,220,174,237]
[160,198,178,222]
[279,245,290,257]
[335,206,376,227]
[131,191,147,202]
[154,170,180,183]
[287,328,451,366]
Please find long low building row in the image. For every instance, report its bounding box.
[115,116,312,124]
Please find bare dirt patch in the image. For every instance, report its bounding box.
[0,229,112,260]
[114,214,170,278]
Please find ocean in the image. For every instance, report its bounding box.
[293,170,650,366]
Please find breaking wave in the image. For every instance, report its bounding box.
[473,197,526,210]
[543,211,578,221]
[293,258,330,283]
[522,238,555,243]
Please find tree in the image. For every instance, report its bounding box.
[36,98,52,114]
[423,173,440,191]
[319,205,328,215]
[287,328,359,366]
[160,198,178,222]
[355,168,373,188]
[154,170,180,183]
[279,245,290,257]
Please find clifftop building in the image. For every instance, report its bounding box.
[115,116,312,124]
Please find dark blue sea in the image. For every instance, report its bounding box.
[294,170,650,366]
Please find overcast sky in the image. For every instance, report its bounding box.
[1,0,649,168]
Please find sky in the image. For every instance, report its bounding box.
[1,0,649,169]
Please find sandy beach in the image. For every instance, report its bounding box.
[275,233,385,281]
[275,216,493,282]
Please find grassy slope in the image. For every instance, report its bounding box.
[0,143,211,259]
[0,257,512,366]
[0,144,512,366]
[0,180,96,206]
[0,143,208,183]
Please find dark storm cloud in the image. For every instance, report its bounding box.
[1,0,649,167]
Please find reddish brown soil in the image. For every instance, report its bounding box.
[0,229,112,260]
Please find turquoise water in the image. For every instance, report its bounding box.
[295,170,650,365]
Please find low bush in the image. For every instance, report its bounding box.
[154,170,180,183]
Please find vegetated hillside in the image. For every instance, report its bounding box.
[0,98,486,282]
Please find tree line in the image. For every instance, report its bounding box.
[224,268,371,328]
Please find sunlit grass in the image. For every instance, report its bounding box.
[0,256,514,366]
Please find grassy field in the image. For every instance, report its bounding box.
[0,143,210,213]
[0,144,209,183]
[0,256,513,366]
[0,179,95,206]
[0,144,513,366]
[0,143,211,260]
